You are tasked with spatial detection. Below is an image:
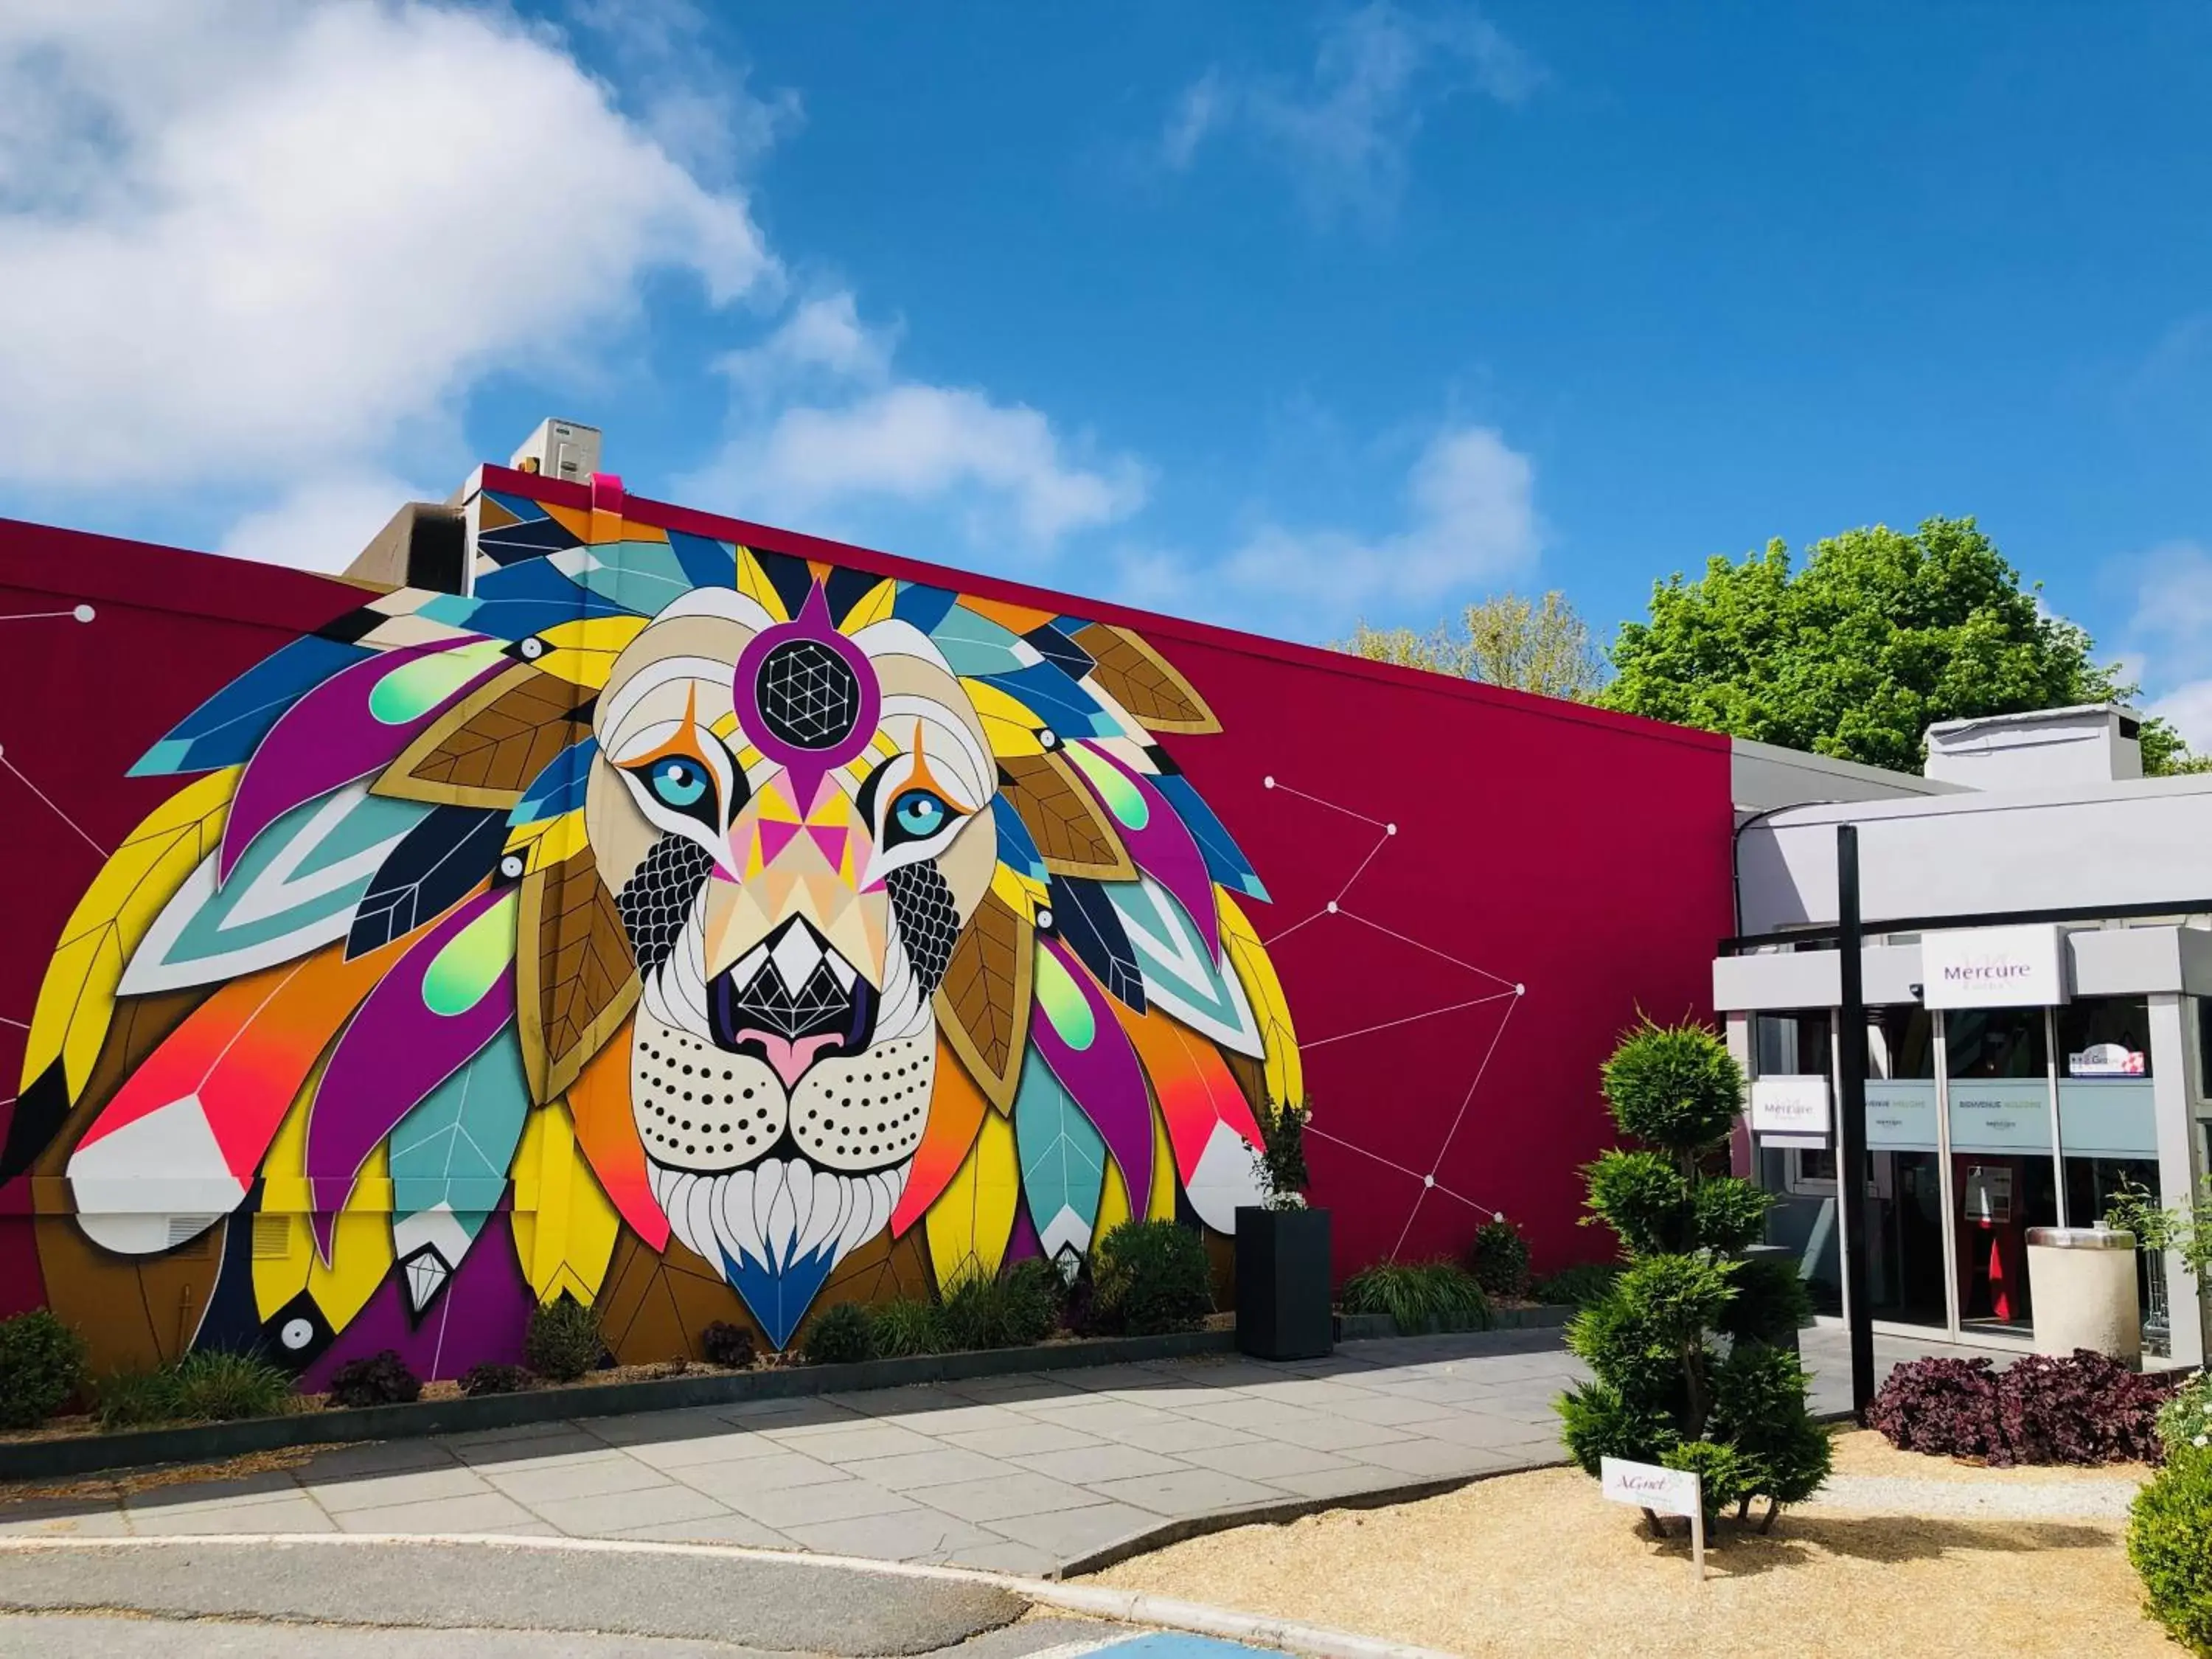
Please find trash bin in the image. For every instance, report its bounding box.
[2025,1226,2140,1366]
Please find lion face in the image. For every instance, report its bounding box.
[584,581,997,1325]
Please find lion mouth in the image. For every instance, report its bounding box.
[709,917,877,1089]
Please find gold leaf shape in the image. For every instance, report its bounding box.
[1070,623,1220,734]
[933,888,1034,1113]
[375,664,593,809]
[517,845,640,1105]
[998,752,1135,881]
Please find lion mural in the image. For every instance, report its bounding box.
[8,483,1302,1371]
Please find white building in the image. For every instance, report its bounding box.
[1715,706,2212,1368]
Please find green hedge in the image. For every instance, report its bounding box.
[2132,1444,2212,1655]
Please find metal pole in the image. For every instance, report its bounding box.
[1836,825,1877,1418]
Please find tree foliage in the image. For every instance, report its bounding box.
[1338,590,1604,701]
[1601,517,2197,773]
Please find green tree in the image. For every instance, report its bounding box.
[1601,517,2199,773]
[1337,590,1604,701]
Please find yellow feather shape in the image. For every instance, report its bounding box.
[511,1098,620,1307]
[925,1107,1019,1290]
[1217,888,1303,1115]
[527,616,650,690]
[254,1055,394,1332]
[22,768,238,1097]
[839,577,897,634]
[737,548,793,623]
[959,681,1051,758]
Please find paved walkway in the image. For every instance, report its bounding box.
[0,1324,1975,1578]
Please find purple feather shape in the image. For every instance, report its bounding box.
[220,637,506,881]
[1029,934,1153,1205]
[306,886,516,1259]
[1068,742,1220,957]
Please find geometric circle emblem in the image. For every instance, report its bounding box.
[755,638,862,751]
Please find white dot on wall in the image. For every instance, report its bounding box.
[1514,983,1526,995]
[1494,1211,1507,1222]
[1386,823,1397,835]
[1326,901,1339,914]
[1263,776,1276,788]
[1424,1175,1436,1189]
[72,604,94,623]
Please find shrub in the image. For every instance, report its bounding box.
[802,1302,877,1366]
[524,1297,604,1382]
[1531,1262,1622,1307]
[0,1310,87,1430]
[1556,1018,1826,1529]
[1341,1261,1492,1333]
[935,1260,1062,1352]
[1254,1100,1312,1208]
[1091,1219,1211,1335]
[325,1349,422,1408]
[1470,1217,1531,1300]
[869,1298,945,1358]
[459,1363,531,1397]
[2157,1371,2212,1459]
[93,1368,178,1430]
[166,1350,294,1422]
[1714,1255,1812,1346]
[2131,1443,2212,1655]
[1599,1018,1743,1150]
[700,1322,757,1369]
[1868,1351,2175,1467]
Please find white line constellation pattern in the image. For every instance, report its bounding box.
[0,605,108,859]
[1257,774,1528,1259]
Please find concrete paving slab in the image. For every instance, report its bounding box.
[1171,1441,1352,1481]
[979,1500,1164,1560]
[330,1491,539,1534]
[773,1506,1001,1563]
[898,1470,1102,1525]
[1080,1469,1284,1517]
[1251,1416,1417,1453]
[672,1450,849,1500]
[120,1497,338,1536]
[625,1430,792,1472]
[485,1456,670,1506]
[307,1466,496,1514]
[720,1477,919,1531]
[603,1512,793,1547]
[775,1422,950,1464]
[1106,1419,1263,1457]
[835,1449,1020,1492]
[1005,1444,1187,1484]
[530,1484,735,1536]
[934,1421,1106,1458]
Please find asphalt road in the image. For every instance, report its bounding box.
[0,1540,1037,1656]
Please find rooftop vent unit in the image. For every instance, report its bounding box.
[1922,703,2143,788]
[509,418,602,484]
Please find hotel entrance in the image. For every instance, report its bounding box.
[1738,981,2173,1355]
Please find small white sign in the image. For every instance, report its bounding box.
[1921,925,2067,1010]
[1750,1074,1831,1140]
[1601,1456,1701,1519]
[2069,1043,2145,1078]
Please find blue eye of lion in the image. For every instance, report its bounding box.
[648,758,708,810]
[889,787,950,842]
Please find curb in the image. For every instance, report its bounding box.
[1058,1455,1566,1576]
[0,1329,1237,1483]
[0,1532,1461,1659]
[1335,1305,1574,1343]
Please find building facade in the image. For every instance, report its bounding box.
[0,455,1733,1381]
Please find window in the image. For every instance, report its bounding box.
[1786,1146,1838,1194]
[1944,1008,2048,1079]
[1754,1011,1832,1077]
[2057,998,2152,1079]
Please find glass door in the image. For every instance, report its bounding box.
[1944,1008,2060,1335]
[1864,1006,1945,1327]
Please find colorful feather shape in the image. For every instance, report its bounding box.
[1048,877,1146,1012]
[345,805,507,959]
[1115,1002,1266,1232]
[220,638,507,880]
[995,752,1134,881]
[1217,889,1303,1113]
[567,1018,667,1250]
[510,1096,622,1307]
[515,844,639,1104]
[1069,622,1221,734]
[1062,742,1218,956]
[307,887,517,1255]
[20,768,236,1102]
[927,604,1038,677]
[923,1105,1020,1290]
[1027,934,1152,1204]
[547,538,702,616]
[130,637,372,778]
[1105,875,1265,1058]
[1011,1046,1107,1265]
[372,663,594,810]
[121,782,433,996]
[932,887,1033,1113]
[1151,771,1268,902]
[976,663,1117,740]
[389,1026,532,1312]
[67,944,394,1255]
[891,1038,990,1237]
[254,1062,394,1361]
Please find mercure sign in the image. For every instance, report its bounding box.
[1920,924,2067,1010]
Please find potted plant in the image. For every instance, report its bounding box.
[1235,1098,1332,1360]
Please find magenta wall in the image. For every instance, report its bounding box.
[0,484,1731,1305]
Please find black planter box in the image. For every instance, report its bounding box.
[1235,1206,1334,1360]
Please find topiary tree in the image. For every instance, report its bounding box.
[1557,1017,1829,1536]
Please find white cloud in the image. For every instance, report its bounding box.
[0,0,780,491]
[1108,422,1540,638]
[689,292,1147,553]
[217,471,431,574]
[1161,2,1540,217]
[2121,539,2212,747]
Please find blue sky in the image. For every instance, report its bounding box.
[4,2,2211,735]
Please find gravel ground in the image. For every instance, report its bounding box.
[1087,1433,2177,1659]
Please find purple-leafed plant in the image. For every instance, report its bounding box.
[1870,1350,2177,1467]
